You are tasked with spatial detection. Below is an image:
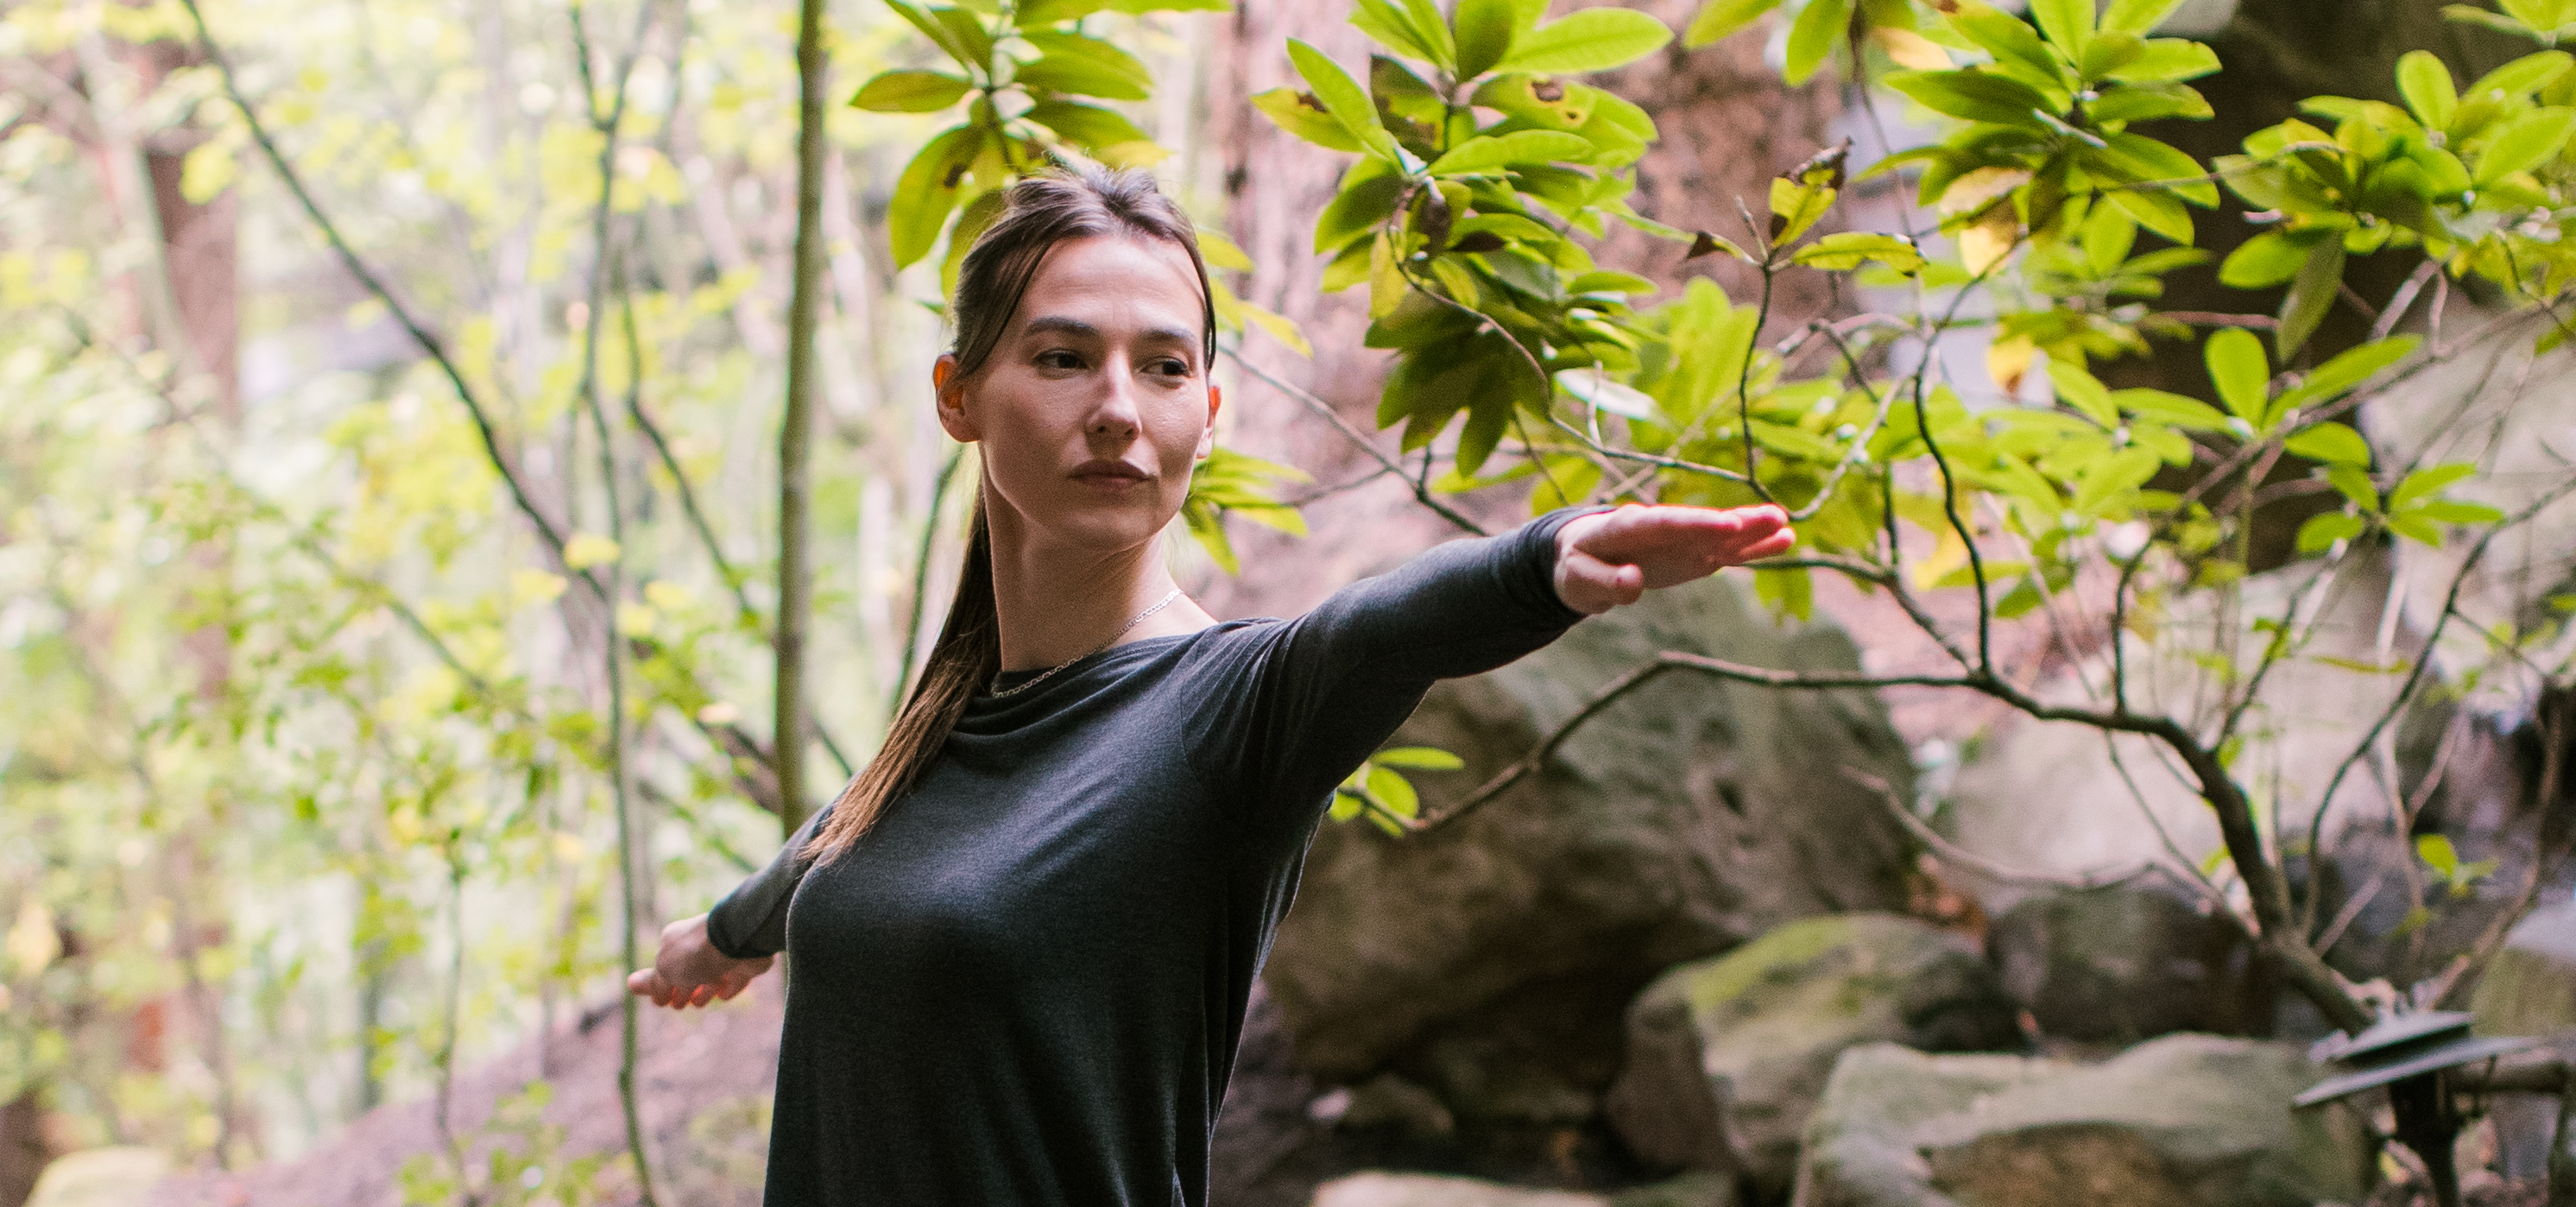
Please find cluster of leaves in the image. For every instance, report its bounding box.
[851,0,1222,277]
[2218,47,2576,351]
[1330,745,1465,833]
[1261,0,1685,476]
[1260,0,2567,630]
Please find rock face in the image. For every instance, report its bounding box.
[1603,913,2021,1194]
[1309,1171,1739,1207]
[1987,887,2273,1044]
[1261,577,1922,1119]
[2472,898,2576,1040]
[1791,1036,2374,1207]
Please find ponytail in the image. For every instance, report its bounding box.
[802,499,999,862]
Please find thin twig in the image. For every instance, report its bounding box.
[1220,346,1487,536]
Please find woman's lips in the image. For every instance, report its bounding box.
[1070,459,1152,490]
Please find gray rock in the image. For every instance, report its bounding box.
[1264,576,1921,1120]
[1791,1035,2375,1207]
[1305,1171,1739,1207]
[2471,898,2576,1040]
[1988,886,2272,1043]
[1603,913,2021,1194]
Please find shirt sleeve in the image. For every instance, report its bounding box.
[1220,505,1605,822]
[704,801,832,959]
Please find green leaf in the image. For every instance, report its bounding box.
[1372,746,1466,770]
[1497,7,1674,74]
[1253,87,1365,153]
[2205,328,2270,421]
[1288,40,1405,164]
[2473,106,2576,186]
[1454,0,1519,79]
[1472,73,1600,130]
[2117,388,2228,431]
[1023,100,1155,150]
[2275,237,2345,360]
[1352,0,1451,67]
[1784,0,1853,85]
[2407,498,2506,524]
[2296,511,2366,554]
[2417,833,2460,877]
[2218,230,2313,289]
[2086,80,2213,123]
[1397,0,1460,69]
[2470,50,2574,101]
[2282,421,2371,466]
[851,69,974,112]
[2102,38,2219,82]
[2390,463,2477,509]
[1768,176,1837,245]
[2277,335,2420,408]
[1314,161,1405,254]
[2396,50,2458,132]
[1790,231,1926,271]
[1017,30,1154,100]
[1427,130,1595,175]
[888,125,984,269]
[2100,0,2187,34]
[2327,464,2379,511]
[1884,69,2055,129]
[931,5,997,70]
[1947,2,2066,91]
[1687,0,1784,47]
[2030,0,2094,57]
[886,0,988,72]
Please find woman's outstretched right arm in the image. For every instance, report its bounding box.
[628,801,831,1009]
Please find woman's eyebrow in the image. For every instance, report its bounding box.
[1018,315,1197,347]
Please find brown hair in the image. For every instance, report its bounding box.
[804,163,1216,863]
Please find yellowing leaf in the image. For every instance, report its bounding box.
[1873,26,1953,70]
[616,602,658,635]
[562,533,622,569]
[6,901,59,977]
[511,567,570,608]
[1987,334,2037,395]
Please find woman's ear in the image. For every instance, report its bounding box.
[1195,383,1221,460]
[933,353,978,442]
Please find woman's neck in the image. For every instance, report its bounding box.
[982,498,1217,673]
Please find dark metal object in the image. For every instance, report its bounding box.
[2295,1010,2539,1207]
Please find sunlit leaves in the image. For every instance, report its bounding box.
[1495,7,1671,75]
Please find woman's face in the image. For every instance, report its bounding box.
[937,234,1219,555]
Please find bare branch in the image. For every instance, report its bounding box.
[1220,346,1488,536]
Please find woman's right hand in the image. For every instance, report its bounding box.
[627,913,773,1010]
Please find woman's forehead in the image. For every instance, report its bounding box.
[1012,235,1204,332]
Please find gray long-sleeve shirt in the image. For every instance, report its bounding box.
[705,510,1594,1206]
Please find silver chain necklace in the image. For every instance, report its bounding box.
[986,587,1184,699]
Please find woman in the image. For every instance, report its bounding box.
[628,165,1793,1206]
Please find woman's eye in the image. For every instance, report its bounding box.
[1037,350,1083,370]
[1147,358,1190,379]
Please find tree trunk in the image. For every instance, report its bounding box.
[777,0,829,835]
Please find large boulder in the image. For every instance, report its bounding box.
[2472,891,2576,1041]
[1309,1171,1739,1207]
[1264,576,1921,1122]
[1791,1036,2374,1207]
[1987,886,2272,1044]
[1604,913,2020,1194]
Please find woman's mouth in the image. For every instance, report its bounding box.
[1070,458,1152,490]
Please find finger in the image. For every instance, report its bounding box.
[627,968,660,998]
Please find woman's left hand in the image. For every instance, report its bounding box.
[1553,503,1796,615]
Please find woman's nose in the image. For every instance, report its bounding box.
[1086,363,1142,439]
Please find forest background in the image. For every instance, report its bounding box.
[3,0,2575,1203]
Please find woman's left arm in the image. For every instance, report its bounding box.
[1233,503,1790,815]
